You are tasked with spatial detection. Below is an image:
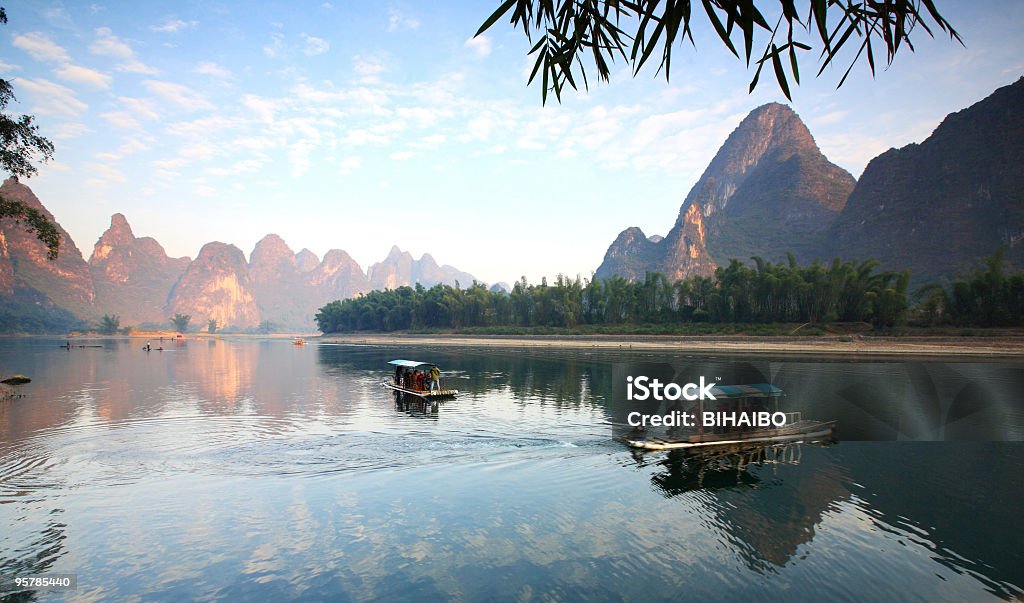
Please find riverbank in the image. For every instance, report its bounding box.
[317,333,1024,357]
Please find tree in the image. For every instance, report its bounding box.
[207,318,218,334]
[170,313,191,333]
[0,7,59,259]
[477,0,960,104]
[98,314,120,335]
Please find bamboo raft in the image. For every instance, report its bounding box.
[625,420,836,451]
[382,381,459,399]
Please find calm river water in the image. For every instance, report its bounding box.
[1,337,1022,601]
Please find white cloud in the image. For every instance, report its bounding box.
[389,151,417,161]
[53,64,112,89]
[464,35,492,58]
[396,106,453,127]
[43,6,74,28]
[15,78,86,116]
[353,55,387,81]
[164,115,238,138]
[152,18,198,33]
[338,155,361,175]
[102,96,162,129]
[89,27,134,59]
[144,80,214,112]
[118,59,158,75]
[50,122,91,139]
[102,111,141,129]
[118,137,149,155]
[263,33,284,58]
[206,158,265,177]
[410,133,446,149]
[86,163,127,185]
[467,116,492,140]
[0,61,19,72]
[119,96,161,120]
[289,140,313,176]
[12,32,70,62]
[242,95,277,123]
[90,27,158,74]
[387,8,420,32]
[181,142,215,161]
[94,137,148,162]
[341,129,389,146]
[194,61,231,78]
[302,33,329,56]
[813,110,848,126]
[153,157,186,169]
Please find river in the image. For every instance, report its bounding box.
[1,337,1022,601]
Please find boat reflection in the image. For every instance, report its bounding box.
[638,442,815,494]
[392,390,441,419]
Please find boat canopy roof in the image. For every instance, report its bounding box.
[388,359,437,369]
[709,383,784,399]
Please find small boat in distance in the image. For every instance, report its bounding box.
[624,383,835,451]
[383,359,458,399]
[292,338,306,346]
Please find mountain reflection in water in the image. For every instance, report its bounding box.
[0,338,1021,601]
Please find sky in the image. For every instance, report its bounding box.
[1,1,1022,287]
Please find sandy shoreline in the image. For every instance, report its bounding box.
[317,333,1024,357]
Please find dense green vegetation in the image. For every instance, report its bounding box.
[914,249,1024,327]
[170,313,191,333]
[316,255,916,333]
[98,314,120,335]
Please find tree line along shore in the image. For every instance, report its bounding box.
[314,252,1024,335]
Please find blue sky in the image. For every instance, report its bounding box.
[2,1,1022,286]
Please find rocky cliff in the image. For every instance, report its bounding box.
[828,77,1024,284]
[596,103,856,281]
[166,242,261,329]
[248,234,307,328]
[0,176,96,319]
[89,213,190,324]
[307,249,370,303]
[1,176,480,331]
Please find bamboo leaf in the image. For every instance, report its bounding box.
[771,44,791,100]
[789,43,800,85]
[701,0,738,58]
[476,0,518,36]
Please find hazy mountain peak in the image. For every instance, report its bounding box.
[250,234,294,263]
[295,248,320,272]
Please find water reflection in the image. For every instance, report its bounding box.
[623,440,1024,600]
[0,339,1022,601]
[392,391,440,419]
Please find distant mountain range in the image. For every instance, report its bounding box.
[596,77,1024,287]
[3,78,1022,333]
[0,181,479,331]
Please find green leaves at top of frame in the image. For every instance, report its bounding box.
[476,0,962,104]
